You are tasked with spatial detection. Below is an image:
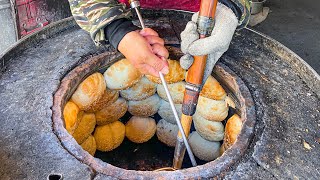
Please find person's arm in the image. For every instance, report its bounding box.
[219,0,251,29]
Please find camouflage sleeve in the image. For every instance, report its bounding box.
[68,0,132,46]
[230,0,251,29]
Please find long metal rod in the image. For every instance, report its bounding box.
[130,1,197,167]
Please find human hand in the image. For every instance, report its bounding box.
[118,28,169,77]
[180,3,238,84]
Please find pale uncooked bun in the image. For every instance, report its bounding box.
[72,112,96,144]
[189,131,220,161]
[86,88,119,112]
[223,114,242,150]
[200,75,227,100]
[128,94,160,116]
[63,101,82,134]
[71,72,106,111]
[125,116,156,143]
[80,135,96,156]
[146,59,185,84]
[157,81,185,104]
[193,113,224,141]
[94,121,125,152]
[197,96,228,122]
[95,97,128,125]
[104,58,143,90]
[156,119,178,147]
[120,76,157,101]
[157,99,182,124]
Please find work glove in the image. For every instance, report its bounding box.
[180,3,238,85]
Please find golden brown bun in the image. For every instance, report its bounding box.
[223,114,242,150]
[125,116,156,143]
[120,76,157,101]
[72,112,96,144]
[146,59,185,84]
[71,73,106,111]
[104,58,143,90]
[189,131,220,161]
[86,88,119,112]
[193,113,224,141]
[200,75,227,100]
[128,94,160,117]
[157,99,182,124]
[197,96,228,122]
[63,101,82,134]
[80,135,96,156]
[95,98,128,125]
[157,81,185,104]
[156,119,178,147]
[94,121,125,152]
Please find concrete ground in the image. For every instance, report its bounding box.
[252,0,320,74]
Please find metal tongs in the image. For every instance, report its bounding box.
[129,0,197,167]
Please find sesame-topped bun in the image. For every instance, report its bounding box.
[200,75,227,100]
[86,88,119,112]
[120,76,157,101]
[157,81,185,104]
[71,72,106,111]
[63,101,82,134]
[157,99,182,124]
[197,96,229,122]
[156,119,179,147]
[80,135,96,156]
[128,94,160,117]
[222,114,242,150]
[95,97,128,125]
[104,58,143,90]
[72,112,96,144]
[146,59,185,84]
[193,113,224,142]
[125,116,157,143]
[189,131,220,161]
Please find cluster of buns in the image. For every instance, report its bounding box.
[63,58,242,162]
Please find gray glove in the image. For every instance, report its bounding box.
[180,3,238,84]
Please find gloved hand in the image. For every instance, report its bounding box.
[180,3,238,85]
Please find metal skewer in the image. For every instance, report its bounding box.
[129,0,197,167]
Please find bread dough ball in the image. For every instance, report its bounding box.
[95,98,128,125]
[73,112,96,144]
[193,113,224,141]
[189,131,220,161]
[63,101,82,134]
[94,121,125,152]
[157,81,185,104]
[71,72,106,111]
[197,96,228,122]
[156,119,178,147]
[86,88,119,112]
[200,75,227,100]
[80,135,96,156]
[125,116,156,143]
[146,59,185,84]
[104,58,143,90]
[157,99,182,124]
[222,114,242,150]
[128,94,160,117]
[120,76,157,101]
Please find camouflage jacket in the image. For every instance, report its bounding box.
[68,0,251,46]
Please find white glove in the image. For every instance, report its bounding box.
[180,3,238,84]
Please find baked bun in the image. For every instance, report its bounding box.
[94,121,125,152]
[146,59,185,84]
[63,101,82,134]
[72,112,96,144]
[71,73,106,111]
[189,131,220,161]
[128,94,160,116]
[193,113,224,141]
[197,96,228,122]
[156,119,178,147]
[223,114,242,150]
[200,75,227,100]
[86,88,119,112]
[95,98,128,125]
[80,135,96,156]
[120,76,157,101]
[125,116,156,143]
[157,81,185,104]
[157,99,182,124]
[104,58,143,90]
